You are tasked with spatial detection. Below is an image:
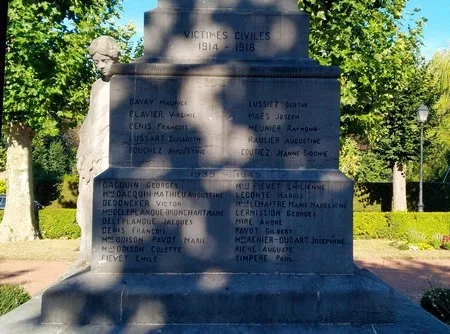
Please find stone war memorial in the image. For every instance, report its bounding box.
[9,0,447,332]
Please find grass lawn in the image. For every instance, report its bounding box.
[0,239,449,262]
[0,239,79,261]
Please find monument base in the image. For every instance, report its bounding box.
[42,267,397,326]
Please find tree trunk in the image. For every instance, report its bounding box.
[392,161,407,212]
[0,123,40,242]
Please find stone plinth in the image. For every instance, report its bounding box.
[144,0,310,63]
[42,270,395,325]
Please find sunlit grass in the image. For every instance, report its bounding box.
[0,239,79,261]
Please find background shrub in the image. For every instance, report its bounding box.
[354,182,450,212]
[388,213,450,239]
[354,183,390,212]
[0,210,4,222]
[0,285,31,316]
[353,213,389,239]
[420,288,450,324]
[49,174,79,208]
[430,233,444,249]
[353,212,450,240]
[39,208,80,239]
[33,134,77,205]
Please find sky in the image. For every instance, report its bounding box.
[119,0,450,59]
[405,0,450,59]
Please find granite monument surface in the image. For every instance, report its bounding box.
[39,0,450,331]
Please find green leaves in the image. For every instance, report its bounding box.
[3,0,136,134]
[423,50,450,180]
[0,285,31,316]
[299,0,427,177]
[300,0,425,135]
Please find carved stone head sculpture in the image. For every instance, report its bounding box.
[88,36,120,80]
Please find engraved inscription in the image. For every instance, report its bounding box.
[182,29,271,55]
[111,75,339,169]
[96,179,349,271]
[125,96,207,158]
[236,98,332,164]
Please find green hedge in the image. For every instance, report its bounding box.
[354,184,389,212]
[354,212,450,240]
[0,208,79,239]
[38,208,80,239]
[353,213,391,239]
[0,285,31,316]
[388,213,450,239]
[354,182,450,212]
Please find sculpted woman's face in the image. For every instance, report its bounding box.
[92,53,114,78]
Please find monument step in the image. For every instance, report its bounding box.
[42,267,395,326]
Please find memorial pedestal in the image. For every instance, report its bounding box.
[42,269,396,325]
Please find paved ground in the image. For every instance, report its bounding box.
[355,259,449,304]
[0,260,72,296]
[0,258,448,304]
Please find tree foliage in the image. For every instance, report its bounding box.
[298,0,428,210]
[424,50,450,181]
[340,137,390,182]
[1,0,139,241]
[33,135,76,181]
[3,0,137,133]
[32,133,77,204]
[374,64,432,167]
[298,0,426,143]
